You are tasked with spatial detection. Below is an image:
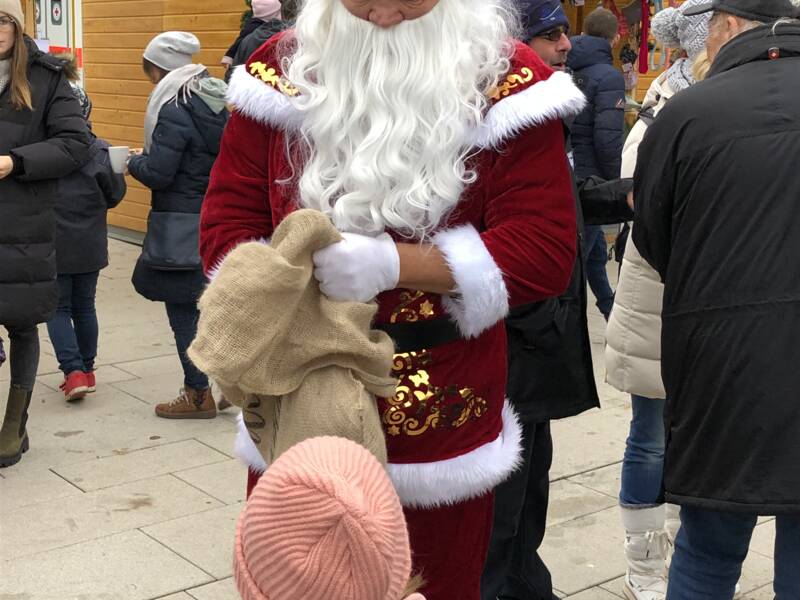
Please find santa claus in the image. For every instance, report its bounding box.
[200,0,585,597]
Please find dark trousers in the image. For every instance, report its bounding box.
[46,272,100,375]
[583,225,614,319]
[481,421,555,600]
[2,324,40,391]
[164,302,208,391]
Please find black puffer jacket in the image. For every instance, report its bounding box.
[634,23,800,514]
[567,35,626,180]
[55,136,126,274]
[0,37,90,326]
[128,90,229,304]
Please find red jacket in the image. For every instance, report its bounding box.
[200,33,585,508]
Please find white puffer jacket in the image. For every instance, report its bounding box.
[605,73,676,400]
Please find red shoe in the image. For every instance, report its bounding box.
[84,371,96,393]
[59,371,90,402]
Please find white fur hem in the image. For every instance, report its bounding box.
[233,401,523,508]
[388,401,523,509]
[235,412,268,474]
[206,237,270,282]
[227,66,584,149]
[433,224,509,339]
[469,71,587,149]
[226,64,304,131]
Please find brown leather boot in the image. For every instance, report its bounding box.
[0,385,31,468]
[155,387,217,419]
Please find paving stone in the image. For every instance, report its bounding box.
[53,440,230,491]
[0,475,222,560]
[158,594,196,600]
[551,418,626,481]
[143,502,245,579]
[739,543,776,593]
[0,466,82,511]
[174,459,248,505]
[187,577,238,600]
[742,584,775,599]
[547,479,618,528]
[114,353,185,379]
[111,371,188,405]
[10,385,233,472]
[567,586,624,599]
[569,462,622,499]
[0,530,212,599]
[749,519,776,558]
[599,577,627,598]
[195,430,239,460]
[540,506,627,596]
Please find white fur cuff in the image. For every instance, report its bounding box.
[235,412,268,474]
[433,224,509,339]
[387,401,523,509]
[206,237,270,282]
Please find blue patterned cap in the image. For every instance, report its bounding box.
[516,0,571,41]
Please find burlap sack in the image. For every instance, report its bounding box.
[189,209,396,464]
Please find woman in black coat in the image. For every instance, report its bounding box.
[0,2,90,468]
[127,32,228,420]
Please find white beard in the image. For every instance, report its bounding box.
[284,0,516,239]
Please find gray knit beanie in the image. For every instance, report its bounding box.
[0,0,24,27]
[651,0,711,61]
[143,31,200,72]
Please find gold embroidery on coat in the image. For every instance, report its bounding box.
[384,351,487,436]
[390,290,429,323]
[249,61,299,97]
[489,67,535,101]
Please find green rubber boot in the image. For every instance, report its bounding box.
[0,385,31,468]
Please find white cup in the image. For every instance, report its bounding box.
[108,146,130,174]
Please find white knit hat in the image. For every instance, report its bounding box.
[651,0,711,61]
[143,31,200,72]
[0,0,24,28]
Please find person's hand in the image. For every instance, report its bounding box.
[312,232,400,303]
[0,155,14,180]
[130,148,143,156]
[627,191,634,211]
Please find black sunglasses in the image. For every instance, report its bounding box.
[537,25,569,42]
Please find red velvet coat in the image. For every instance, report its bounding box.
[200,33,585,508]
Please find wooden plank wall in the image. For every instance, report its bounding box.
[82,0,243,232]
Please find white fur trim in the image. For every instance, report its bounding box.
[227,66,584,149]
[206,237,270,281]
[388,401,523,509]
[469,71,587,149]
[235,412,268,474]
[226,64,304,131]
[433,224,509,339]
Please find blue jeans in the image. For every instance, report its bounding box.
[46,272,100,375]
[164,302,208,391]
[620,395,665,506]
[583,225,615,319]
[668,507,800,599]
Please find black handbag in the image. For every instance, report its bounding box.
[140,211,201,271]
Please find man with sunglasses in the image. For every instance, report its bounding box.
[480,1,631,599]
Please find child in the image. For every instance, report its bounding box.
[46,58,126,401]
[235,437,426,600]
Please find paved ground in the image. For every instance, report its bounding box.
[0,239,778,599]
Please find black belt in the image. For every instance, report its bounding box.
[375,318,463,354]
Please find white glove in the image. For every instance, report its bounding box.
[312,232,401,303]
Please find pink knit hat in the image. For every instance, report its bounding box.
[251,0,281,19]
[234,437,426,600]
